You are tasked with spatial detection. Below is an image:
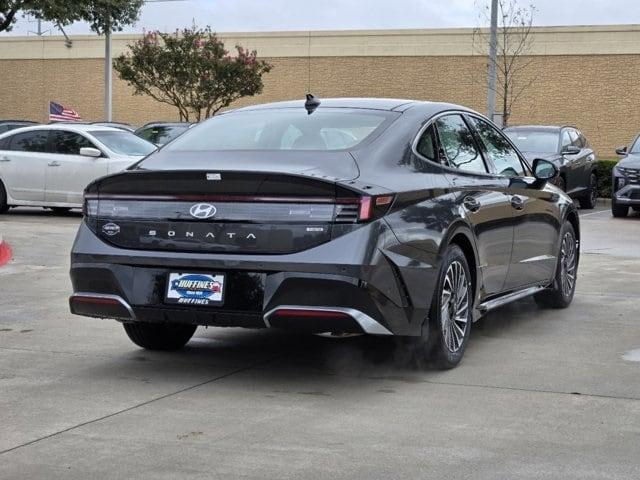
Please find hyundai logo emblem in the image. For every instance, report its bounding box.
[189,203,217,219]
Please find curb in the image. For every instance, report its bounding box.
[0,234,11,267]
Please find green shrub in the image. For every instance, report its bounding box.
[596,158,619,198]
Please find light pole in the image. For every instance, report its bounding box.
[487,0,498,122]
[104,27,112,121]
[103,0,187,121]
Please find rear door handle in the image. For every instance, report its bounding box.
[463,196,481,212]
[48,161,61,167]
[510,195,525,210]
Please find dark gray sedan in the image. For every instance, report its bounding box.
[69,98,580,369]
[505,125,598,209]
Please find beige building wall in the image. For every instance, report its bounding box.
[1,26,640,156]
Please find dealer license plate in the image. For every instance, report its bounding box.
[165,273,225,306]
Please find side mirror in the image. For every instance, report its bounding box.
[561,145,581,156]
[532,158,558,184]
[615,146,627,156]
[80,147,102,158]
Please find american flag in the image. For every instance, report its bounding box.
[49,101,83,122]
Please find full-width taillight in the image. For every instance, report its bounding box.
[82,192,395,229]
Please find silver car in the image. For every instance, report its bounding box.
[0,124,156,213]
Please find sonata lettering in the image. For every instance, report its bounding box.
[143,230,259,241]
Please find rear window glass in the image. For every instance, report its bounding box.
[165,108,398,152]
[137,125,189,146]
[505,130,559,154]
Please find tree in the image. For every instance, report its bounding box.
[473,0,536,127]
[0,0,144,34]
[114,27,273,121]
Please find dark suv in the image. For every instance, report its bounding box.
[612,136,640,217]
[69,98,580,369]
[135,122,192,147]
[504,125,598,209]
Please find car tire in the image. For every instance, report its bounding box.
[0,181,9,214]
[50,207,71,215]
[123,322,197,350]
[578,173,597,209]
[423,244,473,369]
[534,222,578,309]
[611,201,629,218]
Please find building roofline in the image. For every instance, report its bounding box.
[3,24,640,60]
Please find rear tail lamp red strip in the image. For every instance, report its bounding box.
[358,195,395,222]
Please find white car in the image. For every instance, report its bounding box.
[0,124,156,213]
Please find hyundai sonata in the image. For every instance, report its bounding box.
[69,97,580,368]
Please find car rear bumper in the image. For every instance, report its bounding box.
[69,221,439,336]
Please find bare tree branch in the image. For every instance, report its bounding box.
[472,0,537,126]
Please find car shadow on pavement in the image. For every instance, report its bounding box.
[76,299,548,388]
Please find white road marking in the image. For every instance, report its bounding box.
[622,349,640,362]
[579,209,611,218]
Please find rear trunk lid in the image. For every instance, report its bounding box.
[85,168,365,255]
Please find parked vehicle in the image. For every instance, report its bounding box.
[612,137,640,217]
[49,121,136,133]
[504,125,598,209]
[90,122,135,132]
[0,124,156,212]
[69,98,580,369]
[135,122,193,146]
[0,120,38,134]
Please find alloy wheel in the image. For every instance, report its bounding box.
[559,232,577,297]
[440,261,470,353]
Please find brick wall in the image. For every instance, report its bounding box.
[1,45,639,157]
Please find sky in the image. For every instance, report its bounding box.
[1,0,638,36]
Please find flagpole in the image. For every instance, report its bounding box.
[104,28,113,121]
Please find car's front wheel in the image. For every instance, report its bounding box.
[423,244,473,369]
[578,173,597,209]
[50,207,71,215]
[0,181,9,214]
[123,322,197,350]
[534,222,578,309]
[611,200,629,218]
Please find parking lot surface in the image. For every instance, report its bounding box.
[1,204,639,479]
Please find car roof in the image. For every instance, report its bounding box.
[8,123,123,133]
[138,122,192,129]
[233,97,422,112]
[228,98,486,121]
[505,125,577,132]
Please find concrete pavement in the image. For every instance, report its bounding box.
[0,206,638,479]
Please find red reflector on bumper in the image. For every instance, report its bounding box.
[271,309,351,319]
[71,296,121,305]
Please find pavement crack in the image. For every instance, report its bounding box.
[0,353,283,456]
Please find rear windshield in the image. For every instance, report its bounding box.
[165,108,398,152]
[505,130,559,154]
[137,125,190,146]
[92,131,157,156]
